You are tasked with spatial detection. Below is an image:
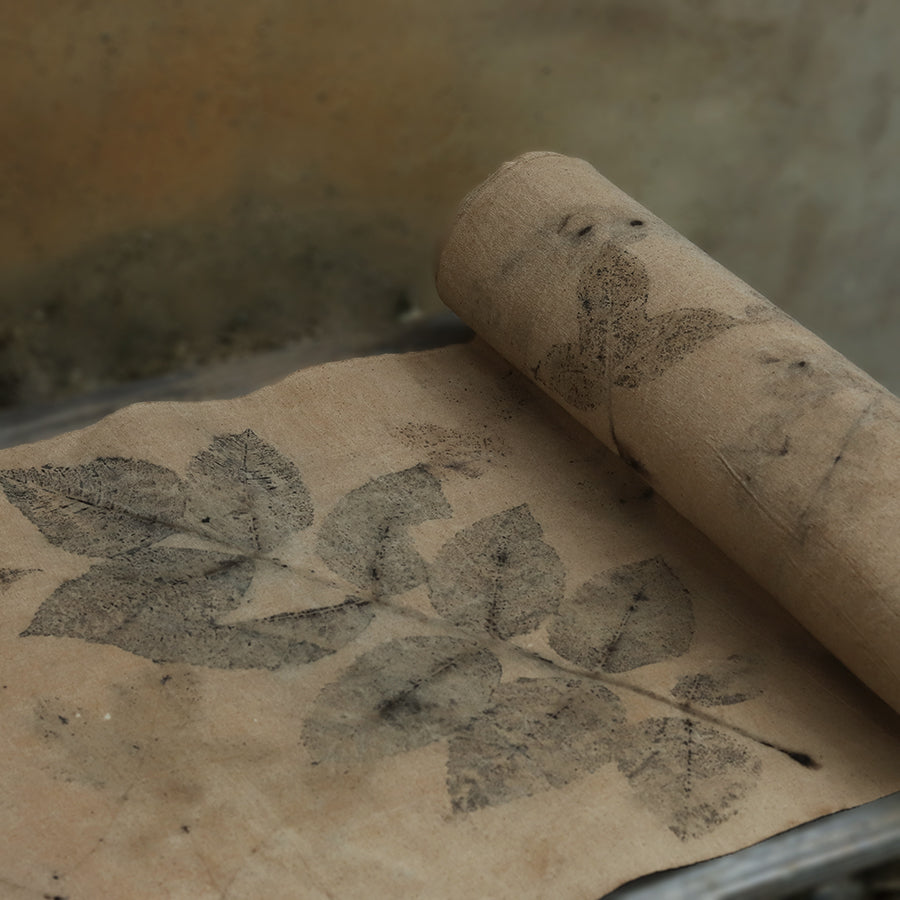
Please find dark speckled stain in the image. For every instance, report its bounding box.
[446,676,625,812]
[316,464,452,598]
[534,241,758,409]
[719,352,885,541]
[0,457,187,557]
[0,566,36,588]
[392,422,503,479]
[21,547,374,668]
[548,556,694,673]
[671,655,763,707]
[617,716,763,841]
[4,424,815,838]
[428,504,565,640]
[4,430,375,669]
[302,635,502,766]
[183,429,313,554]
[33,696,145,793]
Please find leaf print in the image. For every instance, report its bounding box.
[392,422,500,479]
[8,431,379,669]
[671,655,763,708]
[616,716,762,840]
[184,429,313,554]
[249,597,375,655]
[21,546,372,669]
[316,464,452,598]
[535,242,755,410]
[447,676,625,812]
[0,458,186,557]
[548,556,694,673]
[0,567,36,589]
[303,636,502,765]
[428,505,565,639]
[22,547,251,660]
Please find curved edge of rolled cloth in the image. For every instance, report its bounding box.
[432,151,567,280]
[436,151,900,716]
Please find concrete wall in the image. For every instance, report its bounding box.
[2,0,898,405]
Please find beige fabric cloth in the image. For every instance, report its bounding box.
[0,156,898,899]
[438,151,900,717]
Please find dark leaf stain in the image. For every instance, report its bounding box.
[447,677,625,812]
[617,716,762,840]
[317,464,451,598]
[0,458,186,557]
[549,556,694,673]
[303,636,502,766]
[0,566,37,588]
[671,656,763,708]
[8,431,375,669]
[428,505,565,639]
[3,427,801,833]
[21,547,365,669]
[535,242,758,410]
[392,422,501,479]
[184,428,313,554]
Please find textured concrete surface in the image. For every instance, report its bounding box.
[1,0,898,406]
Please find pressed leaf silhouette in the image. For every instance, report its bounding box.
[428,505,565,639]
[317,464,452,598]
[393,422,499,479]
[303,635,502,765]
[184,428,313,554]
[24,547,243,662]
[4,431,377,669]
[447,676,625,812]
[0,567,36,589]
[535,242,749,409]
[4,431,778,833]
[21,546,374,669]
[616,716,762,841]
[248,597,376,654]
[0,458,186,557]
[549,556,694,673]
[671,655,763,708]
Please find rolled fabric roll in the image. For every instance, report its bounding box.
[437,151,900,714]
